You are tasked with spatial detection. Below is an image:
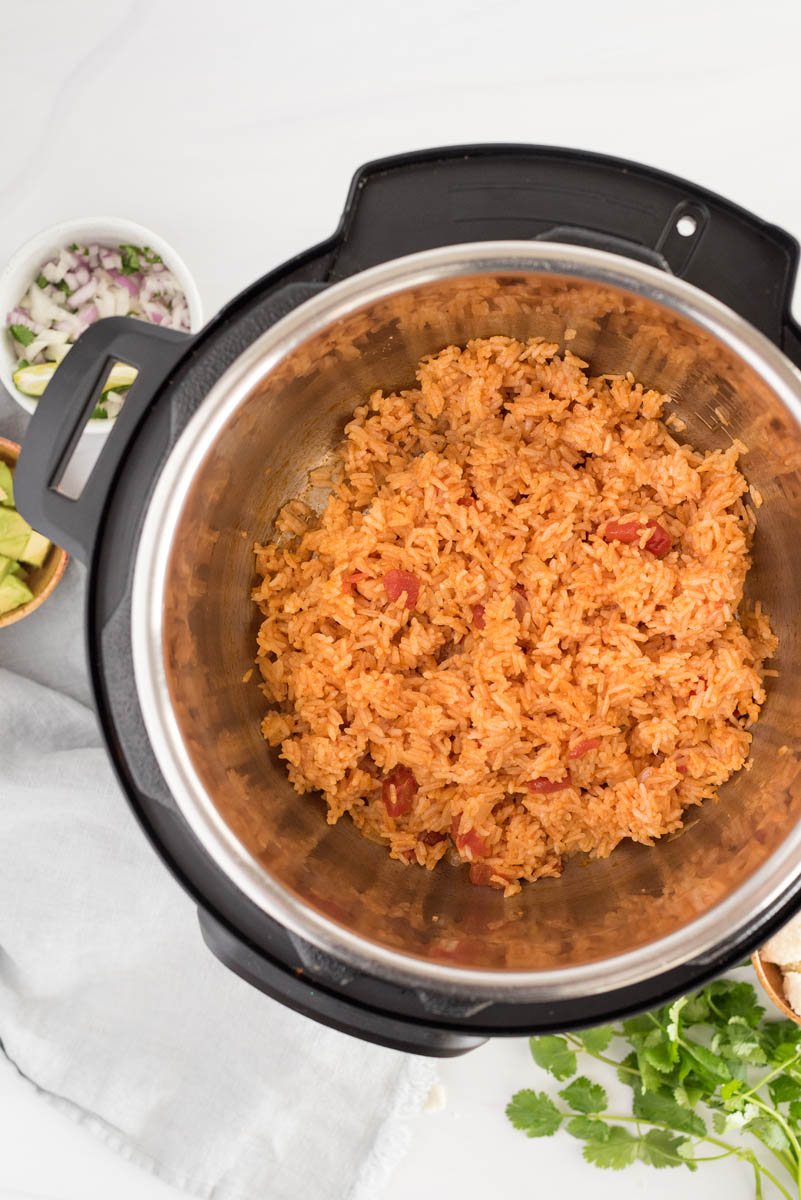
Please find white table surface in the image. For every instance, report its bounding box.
[2,1,801,1197]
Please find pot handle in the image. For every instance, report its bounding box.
[332,145,801,356]
[197,908,487,1057]
[16,317,192,564]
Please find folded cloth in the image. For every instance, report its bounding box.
[0,411,434,1200]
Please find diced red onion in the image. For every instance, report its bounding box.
[8,240,191,386]
[68,279,97,309]
[7,306,37,331]
[109,269,140,297]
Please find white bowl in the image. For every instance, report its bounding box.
[0,217,203,434]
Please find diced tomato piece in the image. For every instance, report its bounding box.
[459,828,489,856]
[457,494,476,507]
[644,522,672,558]
[568,737,601,759]
[472,603,486,630]
[603,519,640,544]
[526,773,572,794]
[382,569,420,608]
[677,762,689,775]
[450,814,489,857]
[399,848,416,862]
[469,863,509,888]
[381,765,418,817]
[342,570,366,594]
[512,584,527,620]
[420,830,447,845]
[603,519,672,559]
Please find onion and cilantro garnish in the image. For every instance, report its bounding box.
[508,976,801,1197]
[6,242,190,419]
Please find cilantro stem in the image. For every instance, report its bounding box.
[748,1095,801,1190]
[564,1034,641,1077]
[744,1051,801,1103]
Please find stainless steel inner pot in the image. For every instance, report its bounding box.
[132,242,801,1000]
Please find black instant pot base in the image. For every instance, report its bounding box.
[76,145,801,1055]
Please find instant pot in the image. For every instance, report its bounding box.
[17,145,801,1056]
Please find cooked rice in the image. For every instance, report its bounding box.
[253,336,776,896]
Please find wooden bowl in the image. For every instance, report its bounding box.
[0,437,68,628]
[752,951,801,1025]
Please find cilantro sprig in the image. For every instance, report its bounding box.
[119,243,162,274]
[507,978,801,1197]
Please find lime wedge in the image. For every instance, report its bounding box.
[13,360,138,400]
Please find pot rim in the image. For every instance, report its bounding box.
[131,240,801,999]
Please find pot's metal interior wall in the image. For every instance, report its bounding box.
[161,272,801,973]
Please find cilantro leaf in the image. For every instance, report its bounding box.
[676,1139,698,1170]
[55,280,71,295]
[769,1074,801,1105]
[681,1042,731,1084]
[622,1014,653,1037]
[92,405,109,420]
[632,1087,706,1136]
[617,1050,640,1085]
[580,1025,614,1054]
[506,1089,562,1137]
[682,993,711,1024]
[141,245,162,264]
[566,1116,611,1142]
[635,1047,668,1093]
[9,323,35,346]
[641,1038,675,1073]
[582,1126,639,1169]
[789,1100,801,1123]
[706,981,764,1027]
[638,1128,690,1169]
[666,996,687,1045]
[713,1017,768,1065]
[120,244,141,274]
[712,1110,730,1134]
[743,1116,792,1155]
[674,1082,705,1108]
[36,273,48,288]
[559,1076,607,1114]
[529,1035,577,1081]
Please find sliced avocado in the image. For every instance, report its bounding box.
[0,508,31,559]
[0,554,11,583]
[0,573,34,615]
[20,529,50,568]
[0,461,14,507]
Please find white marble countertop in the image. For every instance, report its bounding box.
[2,0,801,1197]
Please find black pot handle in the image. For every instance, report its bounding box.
[331,144,801,361]
[197,908,486,1057]
[16,317,192,564]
